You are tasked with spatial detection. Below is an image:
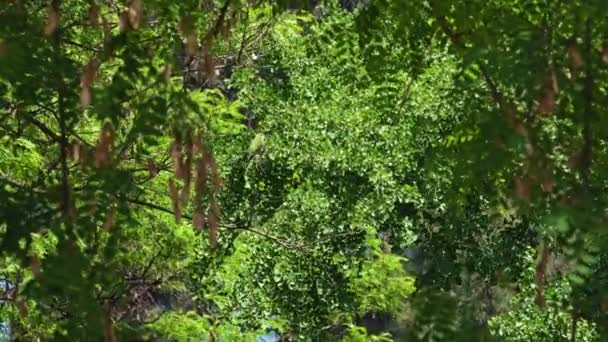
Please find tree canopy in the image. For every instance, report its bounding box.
[1,0,608,340]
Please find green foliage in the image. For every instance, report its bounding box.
[0,137,43,179]
[1,0,608,340]
[149,311,210,340]
[350,228,415,315]
[489,250,599,341]
[343,324,394,342]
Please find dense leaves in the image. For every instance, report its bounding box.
[1,0,608,340]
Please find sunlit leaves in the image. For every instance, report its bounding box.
[350,228,415,315]
[489,249,599,341]
[190,89,245,135]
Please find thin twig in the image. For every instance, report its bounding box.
[123,197,309,251]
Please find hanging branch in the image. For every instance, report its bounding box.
[429,1,517,123]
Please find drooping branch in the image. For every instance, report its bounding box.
[429,1,520,124]
[435,1,506,113]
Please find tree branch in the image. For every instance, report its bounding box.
[430,1,510,115]
[429,0,531,142]
[208,0,232,39]
[123,197,309,251]
[236,5,250,64]
[0,175,47,194]
[25,115,60,142]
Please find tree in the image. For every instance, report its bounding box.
[1,0,608,340]
[0,0,264,339]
